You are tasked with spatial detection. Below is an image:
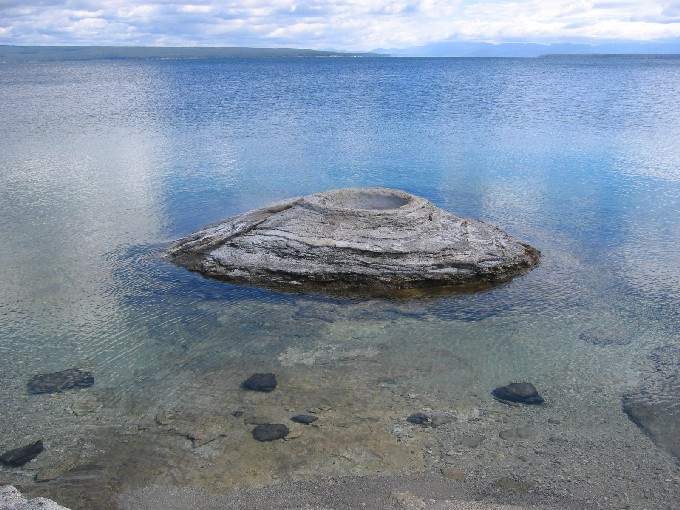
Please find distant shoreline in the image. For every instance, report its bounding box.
[2,45,679,62]
[0,45,386,62]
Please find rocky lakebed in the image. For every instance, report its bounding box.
[1,295,680,510]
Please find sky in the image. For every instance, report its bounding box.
[1,0,680,51]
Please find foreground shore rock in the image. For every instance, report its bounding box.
[0,486,69,510]
[168,188,539,294]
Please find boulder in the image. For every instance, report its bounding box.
[0,440,44,467]
[406,413,430,425]
[622,345,680,461]
[168,188,539,294]
[492,383,544,405]
[241,373,277,392]
[291,414,318,425]
[27,369,94,395]
[252,424,289,442]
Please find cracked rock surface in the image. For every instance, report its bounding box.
[168,188,539,294]
[0,486,69,510]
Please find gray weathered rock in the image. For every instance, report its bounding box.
[0,485,70,510]
[168,188,539,294]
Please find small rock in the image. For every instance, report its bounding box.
[291,414,318,425]
[406,412,430,425]
[499,427,533,441]
[27,369,94,395]
[492,382,544,405]
[547,418,561,425]
[440,467,465,480]
[252,424,289,442]
[579,328,631,347]
[241,373,277,392]
[0,440,44,467]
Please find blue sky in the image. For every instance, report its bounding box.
[1,1,680,51]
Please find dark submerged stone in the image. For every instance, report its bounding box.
[241,373,277,392]
[0,440,44,467]
[492,382,544,405]
[622,345,680,461]
[407,412,430,425]
[27,369,94,395]
[291,414,318,425]
[579,328,631,347]
[252,424,289,442]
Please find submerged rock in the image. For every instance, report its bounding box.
[406,413,430,425]
[0,440,44,467]
[0,486,69,510]
[168,188,539,295]
[579,328,631,347]
[241,373,277,392]
[252,424,289,442]
[27,368,94,395]
[291,414,318,425]
[622,345,680,461]
[492,383,544,405]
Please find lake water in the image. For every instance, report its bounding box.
[1,56,680,509]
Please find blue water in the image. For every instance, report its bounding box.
[1,55,680,507]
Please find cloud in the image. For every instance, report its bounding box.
[1,0,680,50]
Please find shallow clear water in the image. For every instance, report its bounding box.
[1,55,680,508]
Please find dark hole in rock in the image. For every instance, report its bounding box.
[331,191,410,210]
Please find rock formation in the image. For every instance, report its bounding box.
[0,486,69,510]
[168,188,539,294]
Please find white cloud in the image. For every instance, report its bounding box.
[1,0,680,49]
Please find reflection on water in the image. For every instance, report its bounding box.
[1,56,680,509]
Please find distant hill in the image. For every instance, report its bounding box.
[0,45,383,62]
[377,40,680,57]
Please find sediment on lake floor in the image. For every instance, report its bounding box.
[167,188,539,295]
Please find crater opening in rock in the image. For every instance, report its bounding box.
[327,190,410,210]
